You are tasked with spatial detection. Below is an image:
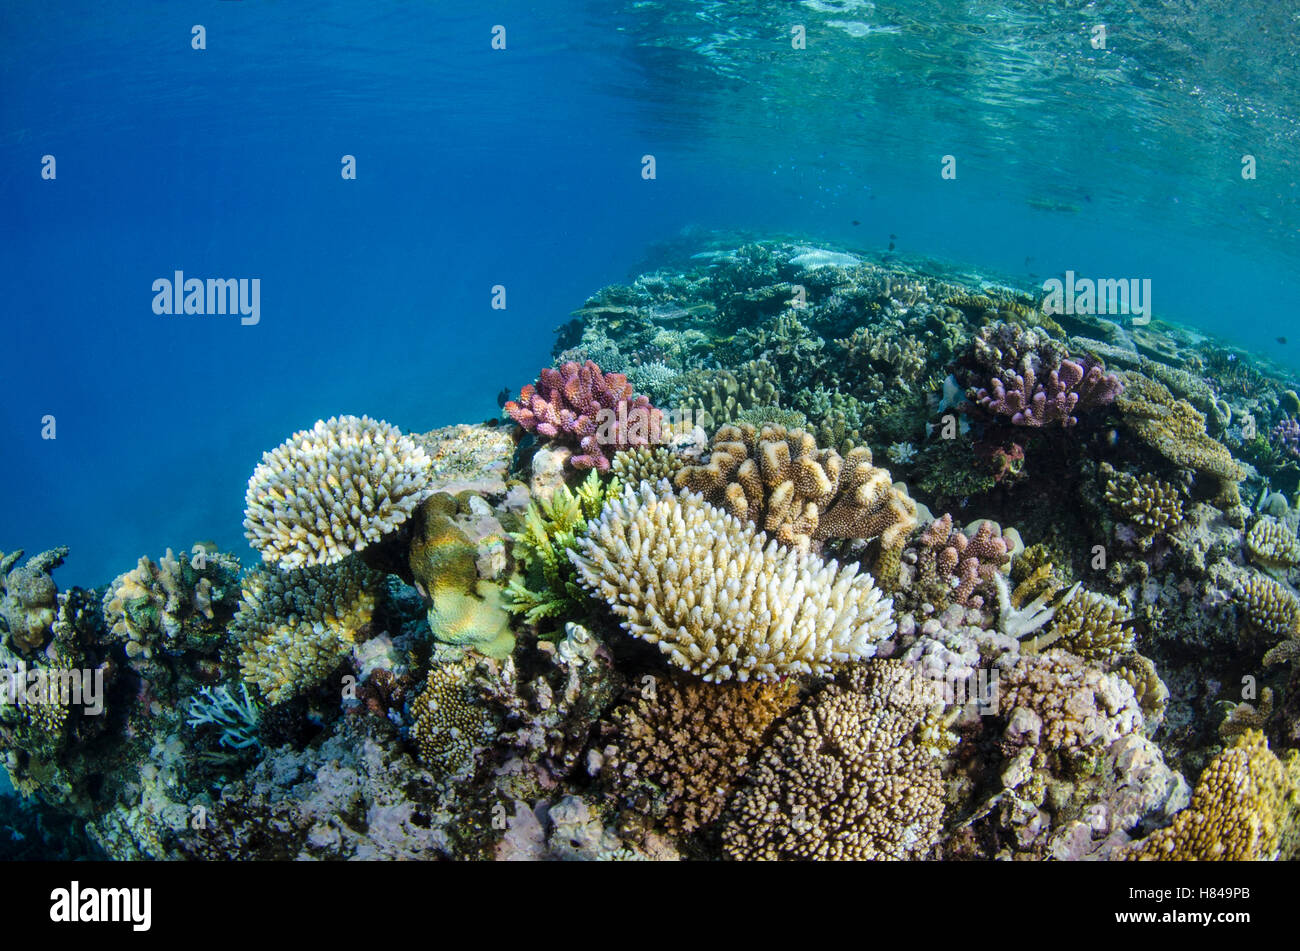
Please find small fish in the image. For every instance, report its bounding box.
[1278,337,1288,345]
[888,241,895,251]
[851,219,860,226]
[496,386,512,408]
[889,233,897,240]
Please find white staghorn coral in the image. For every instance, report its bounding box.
[244,415,435,569]
[569,481,895,682]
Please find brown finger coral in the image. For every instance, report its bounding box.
[600,677,799,834]
[1238,574,1300,640]
[673,422,916,553]
[1127,730,1300,860]
[244,415,435,570]
[1245,517,1300,574]
[1100,463,1184,539]
[720,661,944,860]
[899,513,1012,611]
[569,481,896,682]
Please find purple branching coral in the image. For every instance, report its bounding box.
[1272,418,1300,459]
[505,360,663,471]
[963,323,1123,427]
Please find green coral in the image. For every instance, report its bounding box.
[504,471,620,625]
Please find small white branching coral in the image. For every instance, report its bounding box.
[244,415,435,569]
[569,481,895,682]
[186,683,261,750]
[994,571,1078,642]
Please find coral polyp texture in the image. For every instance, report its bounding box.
[600,677,800,834]
[960,322,1122,427]
[720,661,945,860]
[569,481,896,682]
[505,360,662,471]
[1127,731,1300,861]
[1043,588,1135,660]
[1245,517,1300,573]
[244,415,435,569]
[673,422,916,552]
[233,559,380,704]
[1238,574,1300,640]
[408,659,495,777]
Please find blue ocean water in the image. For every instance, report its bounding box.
[3,0,1298,587]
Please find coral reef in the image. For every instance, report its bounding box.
[244,415,435,569]
[1245,516,1300,574]
[898,513,1012,613]
[1043,588,1135,660]
[1101,464,1184,539]
[960,323,1122,427]
[570,481,895,682]
[1238,574,1300,640]
[598,676,799,833]
[408,658,495,777]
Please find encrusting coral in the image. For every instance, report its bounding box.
[570,481,896,682]
[0,547,68,652]
[233,558,381,705]
[505,360,662,471]
[244,415,435,569]
[1127,730,1300,860]
[720,661,945,860]
[673,422,916,553]
[599,676,800,834]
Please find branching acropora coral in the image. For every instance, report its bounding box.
[244,415,435,569]
[602,677,800,834]
[1245,517,1300,573]
[233,559,380,705]
[901,513,1011,610]
[610,446,682,487]
[505,360,662,471]
[1101,463,1184,538]
[569,481,896,682]
[720,661,945,860]
[186,684,261,750]
[1044,587,1135,660]
[673,422,916,553]
[1238,574,1300,640]
[1128,730,1300,860]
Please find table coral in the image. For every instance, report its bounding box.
[244,415,435,569]
[720,661,944,860]
[505,360,662,471]
[570,481,896,682]
[673,422,916,553]
[233,559,380,705]
[1127,730,1300,860]
[600,676,799,834]
[0,547,68,652]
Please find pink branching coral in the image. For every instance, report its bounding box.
[962,323,1122,428]
[505,361,663,471]
[903,513,1011,610]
